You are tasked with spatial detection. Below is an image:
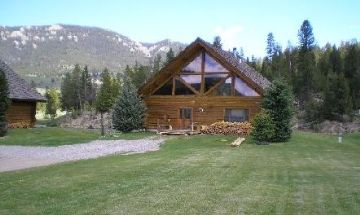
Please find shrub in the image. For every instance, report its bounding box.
[251,110,275,143]
[0,68,10,137]
[201,121,253,136]
[112,77,146,132]
[262,79,294,142]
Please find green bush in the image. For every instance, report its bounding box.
[262,79,294,142]
[0,67,10,137]
[251,110,275,143]
[112,77,146,132]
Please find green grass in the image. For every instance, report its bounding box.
[0,132,359,214]
[0,128,156,146]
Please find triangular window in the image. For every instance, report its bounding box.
[234,77,259,96]
[181,54,202,74]
[204,53,229,73]
[175,79,195,95]
[153,78,173,95]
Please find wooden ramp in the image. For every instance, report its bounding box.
[158,130,201,135]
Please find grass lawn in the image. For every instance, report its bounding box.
[0,132,359,214]
[0,128,156,146]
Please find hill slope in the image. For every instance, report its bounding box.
[0,24,185,87]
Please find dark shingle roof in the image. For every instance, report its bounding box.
[195,38,271,90]
[0,59,46,101]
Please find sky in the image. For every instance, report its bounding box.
[1,0,360,57]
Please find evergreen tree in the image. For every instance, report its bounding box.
[266,32,276,60]
[95,68,116,136]
[60,72,74,111]
[153,54,162,73]
[165,48,175,65]
[0,68,10,137]
[344,42,360,109]
[113,76,146,132]
[80,66,94,108]
[251,110,275,143]
[262,79,294,142]
[329,45,343,74]
[296,20,316,102]
[213,36,223,49]
[298,20,315,52]
[45,88,60,119]
[72,64,82,110]
[323,73,352,120]
[125,63,151,89]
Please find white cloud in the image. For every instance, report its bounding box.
[214,25,243,50]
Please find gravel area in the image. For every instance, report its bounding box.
[0,137,165,172]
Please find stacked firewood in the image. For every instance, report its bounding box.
[201,121,253,135]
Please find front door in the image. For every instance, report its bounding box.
[179,108,192,129]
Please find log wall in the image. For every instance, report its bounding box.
[144,96,262,129]
[6,100,37,128]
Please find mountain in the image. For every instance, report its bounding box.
[0,24,185,87]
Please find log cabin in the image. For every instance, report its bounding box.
[139,38,271,130]
[0,59,46,128]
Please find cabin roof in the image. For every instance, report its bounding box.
[0,59,46,102]
[140,37,270,95]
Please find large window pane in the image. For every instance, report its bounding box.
[180,74,201,91]
[204,73,228,92]
[204,53,229,73]
[224,109,249,122]
[181,54,202,73]
[213,77,232,96]
[153,79,173,95]
[175,79,195,95]
[234,77,259,96]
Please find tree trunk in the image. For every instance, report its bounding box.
[100,112,105,136]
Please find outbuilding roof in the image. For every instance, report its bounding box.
[0,59,46,102]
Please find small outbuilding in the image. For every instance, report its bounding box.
[0,59,46,128]
[139,38,270,130]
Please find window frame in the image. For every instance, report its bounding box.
[223,108,250,122]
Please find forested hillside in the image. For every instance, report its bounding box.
[0,24,184,87]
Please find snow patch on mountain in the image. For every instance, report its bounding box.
[48,24,63,31]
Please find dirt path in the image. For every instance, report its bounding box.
[0,137,165,172]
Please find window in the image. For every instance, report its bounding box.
[151,50,260,97]
[213,77,232,96]
[181,54,202,74]
[180,74,201,91]
[204,53,229,73]
[180,108,192,119]
[153,78,173,95]
[224,109,249,122]
[234,77,259,96]
[175,79,195,95]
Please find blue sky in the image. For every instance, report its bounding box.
[1,0,359,57]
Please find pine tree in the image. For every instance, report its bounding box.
[112,76,146,132]
[165,48,175,65]
[266,32,276,60]
[45,88,60,119]
[80,66,94,109]
[323,73,352,120]
[153,54,162,73]
[298,20,315,52]
[213,36,223,49]
[296,20,316,103]
[262,79,294,142]
[95,68,116,136]
[72,64,82,110]
[344,42,360,109]
[0,68,10,137]
[60,72,74,111]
